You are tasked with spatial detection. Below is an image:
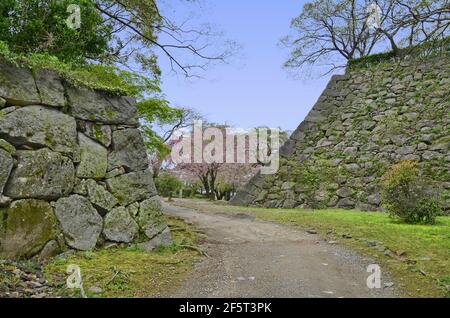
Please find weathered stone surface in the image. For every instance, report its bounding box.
[4,149,75,200]
[0,138,15,155]
[103,207,139,243]
[137,227,172,252]
[84,179,118,214]
[422,151,439,160]
[55,195,102,251]
[396,145,416,155]
[38,240,61,261]
[281,182,295,191]
[137,197,167,239]
[0,63,40,105]
[105,167,126,179]
[0,199,56,259]
[0,148,13,194]
[128,202,140,218]
[343,163,359,171]
[327,195,339,207]
[337,198,355,209]
[368,193,382,206]
[280,139,296,157]
[356,203,376,211]
[66,85,138,125]
[34,69,65,107]
[83,122,112,147]
[343,147,358,155]
[0,106,77,156]
[108,129,148,172]
[233,58,450,210]
[0,195,12,207]
[336,187,352,198]
[77,133,107,179]
[254,190,268,202]
[0,62,167,259]
[106,170,156,206]
[72,178,88,196]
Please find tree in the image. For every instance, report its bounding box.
[155,171,183,201]
[375,0,449,53]
[213,164,257,200]
[0,0,111,64]
[137,101,203,177]
[282,0,450,76]
[1,0,235,77]
[169,124,266,201]
[93,0,236,78]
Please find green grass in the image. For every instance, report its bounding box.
[43,216,201,298]
[172,199,450,298]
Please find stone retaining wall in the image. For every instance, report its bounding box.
[232,56,450,211]
[0,62,171,259]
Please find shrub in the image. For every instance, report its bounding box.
[155,172,183,200]
[381,161,443,224]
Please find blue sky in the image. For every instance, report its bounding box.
[158,0,334,131]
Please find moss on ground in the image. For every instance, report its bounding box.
[172,199,450,298]
[43,216,201,298]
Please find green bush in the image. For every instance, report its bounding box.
[381,161,443,224]
[155,172,183,199]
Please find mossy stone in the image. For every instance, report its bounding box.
[138,197,167,239]
[76,133,108,180]
[0,139,15,155]
[0,199,57,259]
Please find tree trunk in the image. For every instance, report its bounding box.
[199,175,211,198]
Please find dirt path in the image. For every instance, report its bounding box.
[164,201,396,298]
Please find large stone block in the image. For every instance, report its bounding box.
[5,148,75,200]
[108,129,149,172]
[0,105,77,157]
[77,133,108,179]
[0,148,13,194]
[103,207,139,243]
[137,197,167,239]
[34,69,66,107]
[55,195,102,250]
[0,63,40,106]
[0,138,15,155]
[137,227,172,252]
[83,179,118,214]
[106,169,156,206]
[81,122,112,147]
[0,199,56,259]
[66,86,138,125]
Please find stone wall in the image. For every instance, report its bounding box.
[232,56,450,211]
[0,62,171,259]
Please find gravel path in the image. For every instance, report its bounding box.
[164,201,397,298]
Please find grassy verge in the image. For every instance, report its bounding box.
[172,199,450,298]
[43,216,201,298]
